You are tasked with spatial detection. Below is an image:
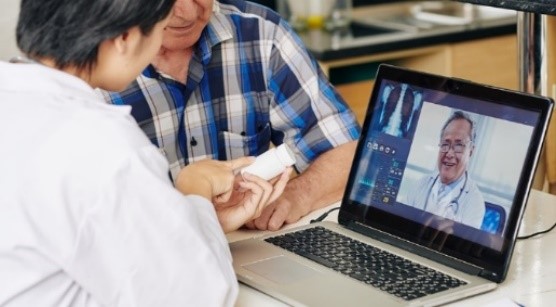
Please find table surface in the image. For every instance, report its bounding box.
[227,189,556,306]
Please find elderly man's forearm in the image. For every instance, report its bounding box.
[285,141,358,210]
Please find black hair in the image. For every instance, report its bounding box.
[16,0,176,72]
[440,110,476,143]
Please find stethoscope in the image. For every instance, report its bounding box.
[424,171,468,218]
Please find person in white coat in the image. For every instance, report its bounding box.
[0,0,290,306]
[406,111,485,229]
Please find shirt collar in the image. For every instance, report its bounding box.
[435,171,467,194]
[198,2,234,64]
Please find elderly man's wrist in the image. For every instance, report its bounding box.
[176,172,213,200]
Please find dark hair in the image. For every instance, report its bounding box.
[16,0,176,72]
[440,110,476,143]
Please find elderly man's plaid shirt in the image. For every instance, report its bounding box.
[100,0,360,181]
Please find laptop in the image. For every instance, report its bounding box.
[230,64,554,306]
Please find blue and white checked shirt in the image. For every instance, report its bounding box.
[100,0,361,181]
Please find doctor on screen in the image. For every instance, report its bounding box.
[406,110,486,229]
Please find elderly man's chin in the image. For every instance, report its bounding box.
[161,27,202,51]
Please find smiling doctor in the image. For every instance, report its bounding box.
[406,110,486,229]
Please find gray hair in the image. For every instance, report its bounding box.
[440,110,476,143]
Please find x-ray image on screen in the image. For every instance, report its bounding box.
[375,83,423,138]
[349,81,424,207]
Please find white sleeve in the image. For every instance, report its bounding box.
[65,146,238,307]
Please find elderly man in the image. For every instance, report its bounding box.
[100,0,361,230]
[406,110,485,229]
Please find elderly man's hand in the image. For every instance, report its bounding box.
[213,167,292,233]
[244,141,358,231]
[243,193,312,231]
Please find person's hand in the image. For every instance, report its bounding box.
[215,168,291,233]
[212,166,292,209]
[244,141,358,231]
[243,174,315,231]
[175,157,255,201]
[176,157,292,233]
[243,191,313,231]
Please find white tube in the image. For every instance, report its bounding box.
[241,144,296,181]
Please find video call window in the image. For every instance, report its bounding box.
[350,80,537,249]
[397,102,534,235]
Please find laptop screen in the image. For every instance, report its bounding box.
[341,64,553,281]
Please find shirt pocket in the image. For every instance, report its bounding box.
[218,123,271,159]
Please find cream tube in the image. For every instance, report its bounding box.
[241,143,296,181]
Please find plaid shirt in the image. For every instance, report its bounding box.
[100,0,360,181]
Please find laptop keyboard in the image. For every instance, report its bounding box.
[265,226,467,301]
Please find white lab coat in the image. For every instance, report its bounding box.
[406,172,486,229]
[0,62,237,306]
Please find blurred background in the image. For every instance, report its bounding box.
[0,0,19,60]
[0,0,396,60]
[249,0,394,11]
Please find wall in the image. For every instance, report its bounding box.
[0,0,20,60]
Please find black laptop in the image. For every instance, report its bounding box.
[230,64,553,306]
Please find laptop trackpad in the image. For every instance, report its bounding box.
[243,256,320,284]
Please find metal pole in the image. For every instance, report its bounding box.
[518,12,548,96]
[518,12,549,190]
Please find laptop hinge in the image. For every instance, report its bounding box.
[349,221,484,276]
